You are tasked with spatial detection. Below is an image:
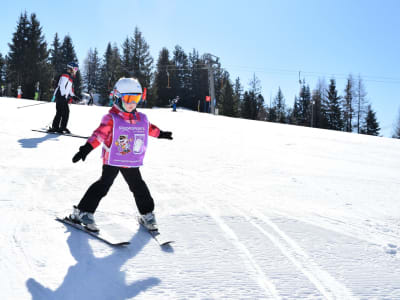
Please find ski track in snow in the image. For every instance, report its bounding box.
[201,199,353,299]
[200,203,281,299]
[245,210,355,299]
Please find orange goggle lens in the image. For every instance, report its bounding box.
[121,93,141,104]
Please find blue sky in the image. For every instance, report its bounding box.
[1,0,400,137]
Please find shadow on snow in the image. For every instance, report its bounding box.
[26,226,161,300]
[18,133,59,148]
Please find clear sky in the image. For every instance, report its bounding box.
[1,0,400,137]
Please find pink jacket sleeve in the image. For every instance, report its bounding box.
[87,114,113,149]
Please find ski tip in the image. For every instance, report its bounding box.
[115,242,131,246]
[160,241,174,246]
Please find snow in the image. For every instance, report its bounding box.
[1,97,400,299]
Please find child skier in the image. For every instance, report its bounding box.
[69,77,173,232]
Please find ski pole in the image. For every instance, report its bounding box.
[17,101,52,109]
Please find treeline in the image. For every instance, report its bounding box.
[0,12,388,137]
[266,76,380,135]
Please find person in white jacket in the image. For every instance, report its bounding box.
[49,62,79,134]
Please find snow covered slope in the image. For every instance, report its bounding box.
[1,97,400,299]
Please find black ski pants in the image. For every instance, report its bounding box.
[77,165,154,215]
[52,97,69,130]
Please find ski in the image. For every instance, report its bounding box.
[56,217,130,247]
[137,216,174,246]
[146,229,174,246]
[32,129,89,139]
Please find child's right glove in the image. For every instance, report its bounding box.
[158,130,173,140]
[72,143,93,163]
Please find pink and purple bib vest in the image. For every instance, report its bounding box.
[105,112,149,167]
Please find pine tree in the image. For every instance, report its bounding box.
[153,47,174,107]
[355,75,367,133]
[241,91,252,119]
[171,45,190,108]
[218,72,236,117]
[60,35,82,97]
[297,81,312,126]
[249,73,261,95]
[26,13,51,100]
[131,27,153,88]
[188,49,208,112]
[49,33,63,77]
[121,37,131,78]
[213,65,225,113]
[256,94,266,121]
[7,12,51,99]
[311,88,322,128]
[60,35,77,67]
[272,87,286,123]
[0,53,5,86]
[290,96,300,125]
[99,43,121,105]
[326,78,343,131]
[7,12,30,96]
[393,108,400,139]
[233,77,243,115]
[245,74,264,120]
[313,78,329,129]
[361,105,380,136]
[83,48,101,93]
[120,27,153,101]
[342,75,354,132]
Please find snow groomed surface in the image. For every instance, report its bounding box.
[1,97,400,299]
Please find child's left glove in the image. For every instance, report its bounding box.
[72,143,93,163]
[158,130,173,140]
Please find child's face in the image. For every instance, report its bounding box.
[124,102,137,112]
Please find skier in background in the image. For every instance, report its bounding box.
[17,86,22,98]
[69,77,173,232]
[170,96,179,112]
[48,62,79,134]
[88,90,94,105]
[108,91,113,106]
[34,82,40,100]
[1,84,4,96]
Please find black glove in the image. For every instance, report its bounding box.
[72,95,80,102]
[72,143,93,163]
[158,130,173,140]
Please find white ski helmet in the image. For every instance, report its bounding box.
[113,78,142,97]
[113,78,143,111]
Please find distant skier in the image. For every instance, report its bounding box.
[34,82,40,100]
[108,91,113,106]
[17,86,23,98]
[69,77,173,232]
[88,90,94,105]
[170,96,179,112]
[48,62,79,134]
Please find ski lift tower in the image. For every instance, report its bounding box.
[204,53,220,114]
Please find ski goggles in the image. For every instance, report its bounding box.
[68,66,78,73]
[121,93,142,104]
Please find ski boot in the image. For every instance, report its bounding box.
[58,128,71,134]
[47,127,58,133]
[69,206,99,232]
[139,212,158,231]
